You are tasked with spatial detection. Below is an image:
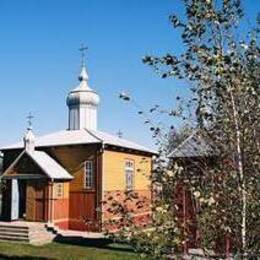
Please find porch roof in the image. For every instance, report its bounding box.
[1,150,73,180]
[29,151,73,180]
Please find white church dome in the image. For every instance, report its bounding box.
[66,66,100,107]
[67,89,100,107]
[67,61,100,131]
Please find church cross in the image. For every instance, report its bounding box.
[79,44,88,66]
[117,130,123,138]
[26,112,34,130]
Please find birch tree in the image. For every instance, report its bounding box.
[109,0,260,258]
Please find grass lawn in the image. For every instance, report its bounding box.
[0,240,139,260]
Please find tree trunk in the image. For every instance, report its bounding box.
[230,90,247,257]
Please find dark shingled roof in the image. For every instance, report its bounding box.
[168,129,214,158]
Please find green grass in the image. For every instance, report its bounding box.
[0,240,139,260]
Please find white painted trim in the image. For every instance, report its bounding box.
[101,150,105,201]
[52,179,54,223]
[83,160,94,189]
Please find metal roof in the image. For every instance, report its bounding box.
[1,129,156,154]
[168,129,214,158]
[29,151,73,179]
[88,129,157,154]
[1,150,73,180]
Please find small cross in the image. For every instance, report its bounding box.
[117,130,123,138]
[26,112,34,130]
[79,43,88,66]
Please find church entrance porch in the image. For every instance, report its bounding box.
[1,178,48,223]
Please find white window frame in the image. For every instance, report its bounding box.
[84,160,94,189]
[125,160,135,191]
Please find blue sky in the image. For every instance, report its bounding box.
[0,0,258,148]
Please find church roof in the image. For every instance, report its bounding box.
[87,129,157,153]
[1,129,156,154]
[1,150,73,180]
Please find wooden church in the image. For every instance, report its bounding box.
[0,53,155,232]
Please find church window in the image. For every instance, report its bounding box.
[125,160,134,190]
[85,161,94,189]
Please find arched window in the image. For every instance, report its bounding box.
[125,160,134,190]
[84,161,94,189]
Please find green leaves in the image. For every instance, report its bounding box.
[116,0,260,257]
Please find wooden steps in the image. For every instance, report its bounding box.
[0,222,56,245]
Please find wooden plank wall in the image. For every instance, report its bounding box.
[102,150,153,230]
[52,182,70,229]
[26,180,48,222]
[69,191,97,231]
[44,145,101,231]
[102,150,152,191]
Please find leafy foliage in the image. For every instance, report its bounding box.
[112,0,260,258]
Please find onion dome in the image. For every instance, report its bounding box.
[67,58,100,130]
[66,66,100,107]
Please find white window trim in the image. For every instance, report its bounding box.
[84,160,94,189]
[125,159,135,191]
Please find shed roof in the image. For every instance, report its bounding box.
[1,129,156,154]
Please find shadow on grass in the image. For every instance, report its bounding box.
[0,254,54,260]
[53,234,134,253]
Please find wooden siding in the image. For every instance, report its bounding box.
[53,182,69,199]
[1,145,153,232]
[5,153,46,177]
[101,150,153,231]
[45,145,99,192]
[69,191,97,231]
[44,145,102,231]
[26,181,36,221]
[103,150,152,191]
[26,180,48,222]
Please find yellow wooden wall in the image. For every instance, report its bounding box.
[48,146,153,193]
[48,146,97,192]
[102,150,152,191]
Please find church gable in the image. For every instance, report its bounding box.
[14,154,46,175]
[2,150,73,180]
[2,152,46,179]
